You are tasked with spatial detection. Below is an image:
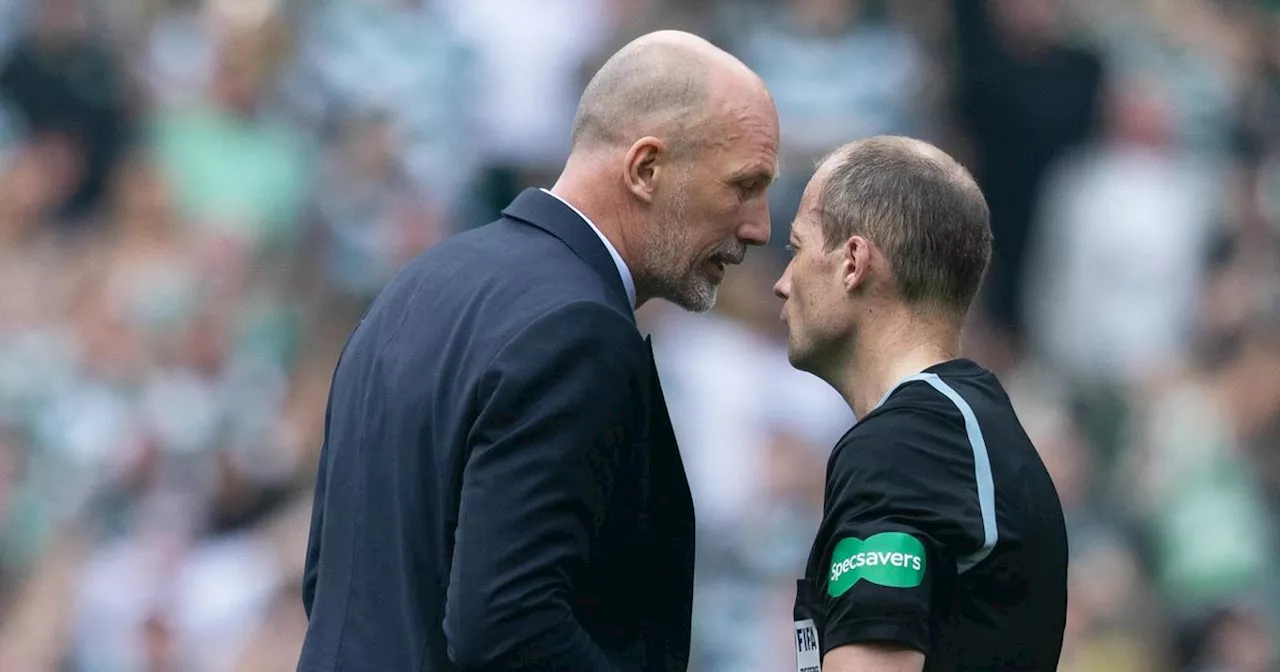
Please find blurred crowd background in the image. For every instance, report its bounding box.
[0,0,1279,670]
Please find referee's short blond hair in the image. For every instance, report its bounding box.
[817,136,992,321]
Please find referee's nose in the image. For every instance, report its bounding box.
[773,266,791,304]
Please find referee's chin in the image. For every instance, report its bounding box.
[786,340,818,376]
[787,338,843,389]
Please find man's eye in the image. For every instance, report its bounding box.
[739,181,759,198]
[785,243,797,256]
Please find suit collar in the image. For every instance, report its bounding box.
[502,188,633,316]
[539,189,637,309]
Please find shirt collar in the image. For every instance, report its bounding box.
[539,188,636,309]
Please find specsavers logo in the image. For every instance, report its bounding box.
[828,532,926,597]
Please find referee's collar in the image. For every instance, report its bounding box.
[873,359,977,410]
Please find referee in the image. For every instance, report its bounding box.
[773,136,1068,671]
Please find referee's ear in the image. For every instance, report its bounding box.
[840,235,877,296]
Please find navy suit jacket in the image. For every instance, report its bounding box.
[297,189,696,671]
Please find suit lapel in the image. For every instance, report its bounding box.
[644,337,685,466]
[502,188,633,319]
[645,335,693,536]
[643,335,696,671]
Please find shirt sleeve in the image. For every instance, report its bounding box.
[816,403,989,656]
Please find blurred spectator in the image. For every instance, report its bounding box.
[951,0,1105,359]
[139,0,219,109]
[0,0,133,225]
[150,18,314,256]
[439,0,613,220]
[0,427,33,598]
[0,136,87,334]
[0,0,30,57]
[288,0,477,227]
[310,111,442,303]
[1184,602,1279,672]
[231,584,308,672]
[1078,0,1253,158]
[1058,535,1168,672]
[88,154,203,357]
[1022,77,1223,392]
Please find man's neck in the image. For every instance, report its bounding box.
[550,164,649,302]
[831,309,961,419]
[553,171,633,246]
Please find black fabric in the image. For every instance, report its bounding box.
[797,359,1068,670]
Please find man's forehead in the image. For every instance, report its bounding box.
[708,100,778,166]
[790,172,831,237]
[801,166,831,204]
[792,200,823,239]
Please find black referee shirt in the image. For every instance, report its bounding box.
[793,359,1068,671]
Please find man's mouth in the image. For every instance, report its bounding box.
[709,252,744,267]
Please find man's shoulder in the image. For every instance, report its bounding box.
[839,360,1000,453]
[413,216,574,275]
[435,218,616,294]
[835,388,962,463]
[346,218,634,376]
[827,370,993,494]
[385,217,618,315]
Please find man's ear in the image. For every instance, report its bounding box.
[624,137,667,203]
[841,235,874,294]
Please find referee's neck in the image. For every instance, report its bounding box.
[840,314,960,419]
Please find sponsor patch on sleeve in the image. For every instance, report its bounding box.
[828,531,926,597]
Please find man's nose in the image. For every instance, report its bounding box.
[738,201,771,247]
[773,274,788,300]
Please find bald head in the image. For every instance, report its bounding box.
[571,30,767,157]
[552,32,777,312]
[814,135,992,319]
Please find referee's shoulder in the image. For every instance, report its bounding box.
[827,381,980,481]
[843,380,964,442]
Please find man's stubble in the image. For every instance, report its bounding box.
[640,167,740,313]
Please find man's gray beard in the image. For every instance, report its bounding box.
[640,187,719,313]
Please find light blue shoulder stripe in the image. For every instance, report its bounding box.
[874,373,998,574]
